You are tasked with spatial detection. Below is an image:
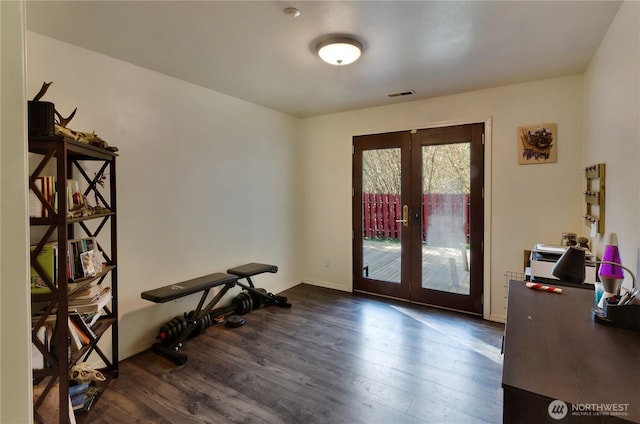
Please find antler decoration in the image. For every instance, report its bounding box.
[31,81,118,152]
[32,81,53,102]
[54,108,77,128]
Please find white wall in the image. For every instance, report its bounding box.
[26,32,303,360]
[4,5,636,424]
[583,0,640,291]
[1,1,33,423]
[299,75,586,321]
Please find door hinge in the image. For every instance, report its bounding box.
[482,133,485,145]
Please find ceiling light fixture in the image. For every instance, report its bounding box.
[283,7,301,18]
[316,37,363,66]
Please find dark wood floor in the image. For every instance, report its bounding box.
[79,284,505,424]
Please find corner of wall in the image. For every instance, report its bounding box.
[582,0,640,289]
[1,1,34,422]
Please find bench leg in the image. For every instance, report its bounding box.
[235,280,291,308]
[153,282,236,364]
[152,343,188,365]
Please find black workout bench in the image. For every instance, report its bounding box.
[141,272,238,364]
[141,263,290,365]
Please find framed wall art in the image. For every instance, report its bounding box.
[518,123,557,165]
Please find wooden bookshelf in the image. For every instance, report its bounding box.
[29,135,119,424]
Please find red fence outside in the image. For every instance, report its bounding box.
[362,193,470,243]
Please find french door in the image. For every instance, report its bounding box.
[352,123,484,314]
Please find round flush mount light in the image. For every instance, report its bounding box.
[283,7,301,18]
[316,37,363,66]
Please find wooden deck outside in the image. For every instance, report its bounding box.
[362,239,470,294]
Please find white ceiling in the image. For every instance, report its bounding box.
[25,1,622,118]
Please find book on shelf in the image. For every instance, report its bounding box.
[31,326,50,370]
[30,242,58,290]
[67,316,91,351]
[74,384,100,413]
[29,177,44,218]
[68,286,112,314]
[82,311,102,328]
[33,304,103,332]
[68,286,108,350]
[68,317,85,351]
[44,176,56,217]
[32,314,56,369]
[66,179,85,213]
[29,176,57,218]
[69,310,98,340]
[69,283,105,305]
[71,317,92,345]
[74,394,95,413]
[80,251,97,277]
[68,237,103,280]
[69,382,90,410]
[69,382,89,397]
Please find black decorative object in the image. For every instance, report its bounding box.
[27,101,55,137]
[593,300,640,332]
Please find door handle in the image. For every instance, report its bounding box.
[395,204,409,227]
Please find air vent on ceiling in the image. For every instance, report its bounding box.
[387,89,416,98]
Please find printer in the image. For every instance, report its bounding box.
[529,244,597,286]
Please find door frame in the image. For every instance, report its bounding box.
[351,117,494,319]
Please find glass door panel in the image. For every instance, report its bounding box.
[361,148,402,284]
[421,143,471,295]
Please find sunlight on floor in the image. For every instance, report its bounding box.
[391,305,503,365]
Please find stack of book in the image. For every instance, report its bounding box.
[67,285,112,351]
[69,382,90,412]
[30,237,105,293]
[74,384,102,414]
[69,285,112,314]
[32,284,110,368]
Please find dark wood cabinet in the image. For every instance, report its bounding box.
[29,136,118,423]
[502,280,640,423]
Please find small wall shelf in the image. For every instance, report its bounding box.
[584,163,605,235]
